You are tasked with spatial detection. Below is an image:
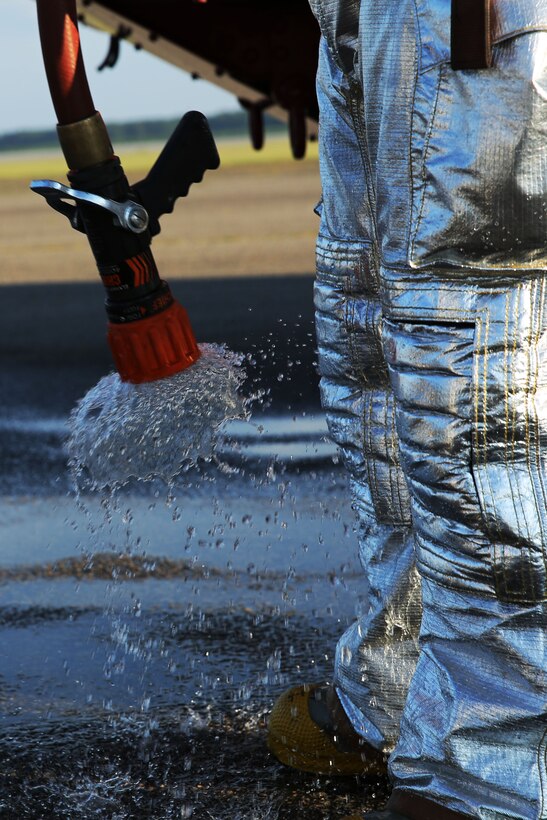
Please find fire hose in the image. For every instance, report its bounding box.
[31,0,220,383]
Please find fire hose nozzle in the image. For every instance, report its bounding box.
[34,1,220,383]
[31,113,220,383]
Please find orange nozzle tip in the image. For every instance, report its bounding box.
[108,300,200,384]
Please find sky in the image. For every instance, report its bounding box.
[1,0,239,135]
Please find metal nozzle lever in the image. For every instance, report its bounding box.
[131,110,220,236]
[30,179,149,234]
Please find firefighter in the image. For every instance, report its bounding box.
[268,1,547,817]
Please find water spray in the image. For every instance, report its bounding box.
[32,0,249,488]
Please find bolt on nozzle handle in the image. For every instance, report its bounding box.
[132,111,220,236]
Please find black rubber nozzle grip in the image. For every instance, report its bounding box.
[132,111,220,234]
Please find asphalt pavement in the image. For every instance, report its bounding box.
[1,274,319,417]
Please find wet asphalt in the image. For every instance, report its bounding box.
[0,275,388,819]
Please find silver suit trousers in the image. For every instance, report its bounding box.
[310,0,547,817]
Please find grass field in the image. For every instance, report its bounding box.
[0,136,319,180]
[0,136,321,284]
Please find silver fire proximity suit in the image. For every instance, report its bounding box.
[309,0,547,817]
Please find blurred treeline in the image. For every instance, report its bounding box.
[0,110,287,152]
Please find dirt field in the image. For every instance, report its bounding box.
[0,137,321,285]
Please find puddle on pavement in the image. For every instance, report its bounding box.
[0,608,388,819]
[0,402,387,818]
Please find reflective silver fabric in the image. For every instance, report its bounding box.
[311,0,547,816]
[314,38,422,754]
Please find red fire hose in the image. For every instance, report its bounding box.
[36,0,95,126]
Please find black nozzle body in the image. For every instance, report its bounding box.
[69,158,173,324]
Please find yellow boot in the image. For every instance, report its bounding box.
[267,683,387,776]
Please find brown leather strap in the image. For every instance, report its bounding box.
[388,790,474,820]
[451,0,492,70]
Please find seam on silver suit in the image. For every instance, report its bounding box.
[409,62,444,268]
